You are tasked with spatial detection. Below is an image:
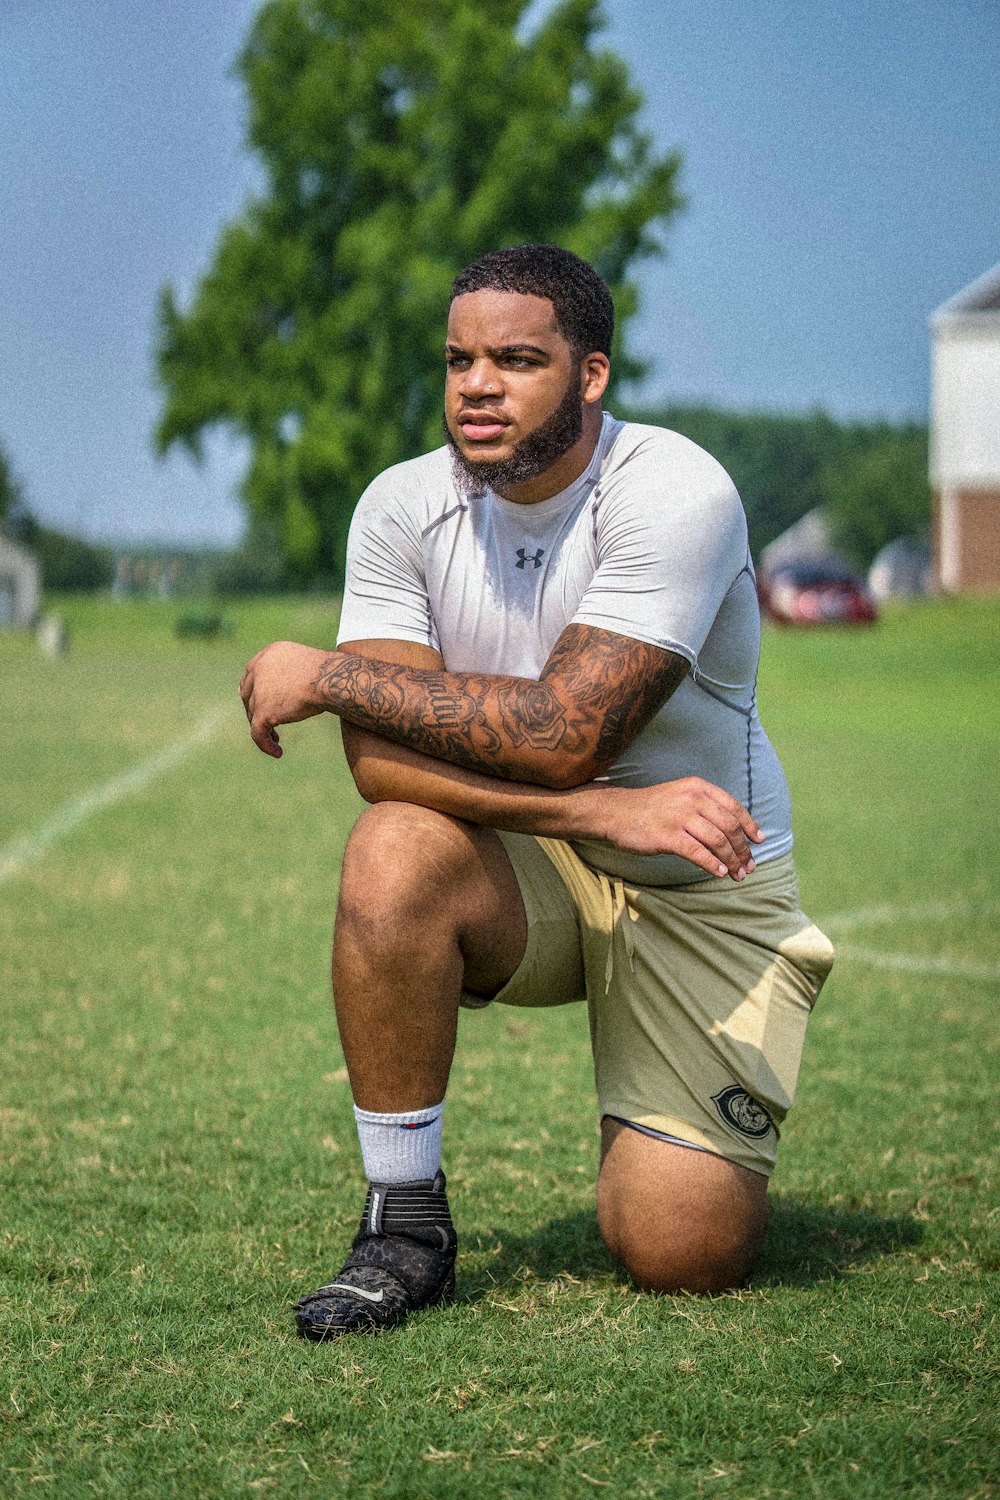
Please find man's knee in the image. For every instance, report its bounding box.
[597,1119,769,1295]
[337,805,525,990]
[604,1207,767,1295]
[340,803,474,917]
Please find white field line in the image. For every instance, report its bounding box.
[832,944,1000,984]
[0,703,232,888]
[821,901,982,936]
[821,901,1000,985]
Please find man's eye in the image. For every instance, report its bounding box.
[445,356,470,369]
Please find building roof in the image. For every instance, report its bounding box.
[931,262,1000,327]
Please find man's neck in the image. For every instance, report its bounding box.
[494,405,604,505]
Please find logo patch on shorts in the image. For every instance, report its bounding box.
[711,1085,774,1139]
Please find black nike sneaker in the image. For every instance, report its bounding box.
[294,1171,457,1340]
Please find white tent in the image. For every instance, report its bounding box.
[868,537,933,602]
[758,508,846,577]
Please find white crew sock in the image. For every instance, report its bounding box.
[352,1102,444,1185]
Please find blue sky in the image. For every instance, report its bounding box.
[1,0,997,546]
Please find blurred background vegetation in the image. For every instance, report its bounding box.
[624,405,929,569]
[0,407,929,597]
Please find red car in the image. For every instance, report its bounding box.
[759,559,878,626]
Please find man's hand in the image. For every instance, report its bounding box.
[594,778,764,880]
[239,641,330,758]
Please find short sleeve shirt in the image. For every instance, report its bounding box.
[338,414,793,885]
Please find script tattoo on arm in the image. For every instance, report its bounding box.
[313,655,507,770]
[311,624,688,788]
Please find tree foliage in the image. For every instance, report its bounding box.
[155,0,681,584]
[22,523,115,591]
[1,437,114,590]
[820,424,930,567]
[0,441,23,531]
[627,403,930,565]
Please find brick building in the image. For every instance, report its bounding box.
[930,262,1000,591]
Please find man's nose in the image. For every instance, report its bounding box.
[461,359,502,398]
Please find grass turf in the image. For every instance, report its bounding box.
[1,594,997,1498]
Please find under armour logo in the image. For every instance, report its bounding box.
[515,548,545,570]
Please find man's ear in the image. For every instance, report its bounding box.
[581,352,611,405]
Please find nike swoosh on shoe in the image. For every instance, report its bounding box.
[325,1282,384,1304]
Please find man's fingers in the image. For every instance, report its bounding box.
[688,779,764,845]
[607,780,762,873]
[686,811,753,879]
[250,714,283,758]
[240,660,280,755]
[697,778,761,832]
[674,831,731,879]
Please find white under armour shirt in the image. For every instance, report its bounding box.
[337,413,794,886]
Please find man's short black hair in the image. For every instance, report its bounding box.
[450,245,614,359]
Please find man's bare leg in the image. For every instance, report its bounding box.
[296,800,526,1340]
[597,1118,769,1294]
[332,799,527,1109]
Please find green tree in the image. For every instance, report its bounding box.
[0,441,23,531]
[155,0,681,584]
[820,424,930,567]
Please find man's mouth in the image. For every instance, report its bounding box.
[457,411,509,443]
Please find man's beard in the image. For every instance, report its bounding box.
[444,374,584,499]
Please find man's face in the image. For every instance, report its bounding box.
[443,290,584,498]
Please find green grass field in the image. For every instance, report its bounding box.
[1,594,997,1498]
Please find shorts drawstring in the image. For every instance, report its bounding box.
[604,875,638,992]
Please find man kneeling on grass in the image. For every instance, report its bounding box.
[239,245,835,1339]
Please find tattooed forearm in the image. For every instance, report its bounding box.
[311,625,688,787]
[541,624,689,770]
[313,655,520,779]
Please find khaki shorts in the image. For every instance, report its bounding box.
[487,836,835,1176]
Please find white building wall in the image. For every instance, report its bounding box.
[930,322,1000,487]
